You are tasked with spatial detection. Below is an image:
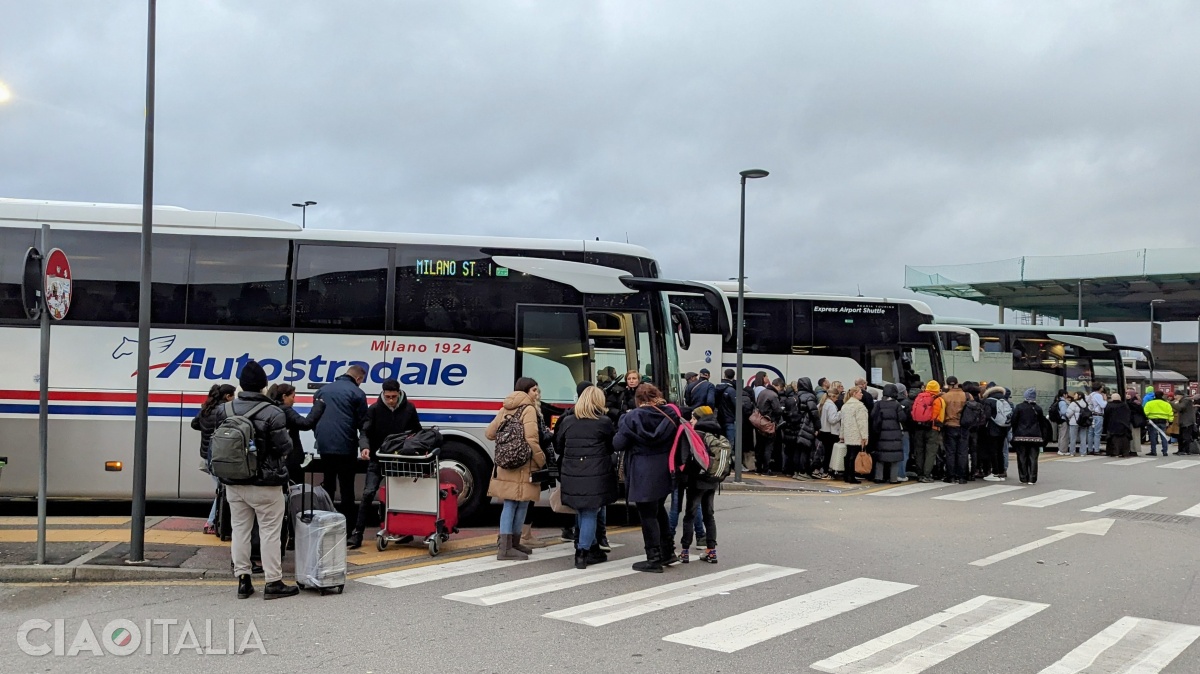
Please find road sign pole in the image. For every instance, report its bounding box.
[36,224,50,565]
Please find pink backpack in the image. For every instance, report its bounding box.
[664,404,711,475]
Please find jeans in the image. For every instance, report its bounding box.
[1149,419,1168,455]
[681,489,717,550]
[901,432,911,476]
[353,463,384,534]
[724,423,737,450]
[943,426,969,479]
[1003,430,1011,471]
[575,508,600,550]
[669,485,705,540]
[1086,416,1104,454]
[226,484,285,583]
[1068,424,1082,455]
[1057,423,1070,453]
[499,499,530,535]
[207,474,220,525]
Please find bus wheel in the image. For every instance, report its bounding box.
[438,441,489,522]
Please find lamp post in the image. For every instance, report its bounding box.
[734,168,769,483]
[292,200,316,228]
[1150,299,1165,393]
[1077,279,1090,327]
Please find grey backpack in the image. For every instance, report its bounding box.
[209,401,271,481]
[493,405,533,470]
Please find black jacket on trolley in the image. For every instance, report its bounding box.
[555,413,618,511]
[363,392,423,459]
[214,392,293,487]
[870,384,907,464]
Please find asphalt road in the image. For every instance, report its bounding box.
[2,452,1199,673]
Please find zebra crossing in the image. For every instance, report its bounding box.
[871,476,1200,517]
[352,547,1200,670]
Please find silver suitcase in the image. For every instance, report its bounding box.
[294,509,346,595]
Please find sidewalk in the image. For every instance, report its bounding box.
[0,515,563,584]
[721,473,878,495]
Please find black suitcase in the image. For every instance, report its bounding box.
[216,483,233,542]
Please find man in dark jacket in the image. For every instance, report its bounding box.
[313,365,369,526]
[1171,389,1197,455]
[686,369,717,411]
[348,379,422,549]
[715,369,739,446]
[216,361,298,600]
[755,378,785,475]
[791,377,822,478]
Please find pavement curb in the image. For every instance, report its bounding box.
[0,564,210,583]
[720,479,865,495]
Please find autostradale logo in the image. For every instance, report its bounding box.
[109,335,469,386]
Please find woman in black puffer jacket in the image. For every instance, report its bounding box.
[614,383,681,574]
[192,384,236,535]
[870,384,908,484]
[555,386,618,570]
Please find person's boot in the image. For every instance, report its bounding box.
[237,574,254,599]
[511,534,533,555]
[585,544,608,565]
[661,544,680,566]
[263,580,300,600]
[574,548,588,570]
[632,547,663,573]
[597,535,611,552]
[496,534,527,561]
[347,530,363,550]
[560,526,576,542]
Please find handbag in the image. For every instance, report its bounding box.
[854,447,873,475]
[749,409,777,435]
[550,486,576,515]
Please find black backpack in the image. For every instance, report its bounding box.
[960,399,987,430]
[714,383,737,427]
[1075,401,1093,428]
[378,427,443,457]
[1048,402,1064,425]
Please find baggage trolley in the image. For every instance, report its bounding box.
[375,449,459,556]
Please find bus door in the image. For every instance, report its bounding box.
[587,310,660,393]
[515,304,590,408]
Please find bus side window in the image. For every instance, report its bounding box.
[516,306,588,405]
[187,237,291,328]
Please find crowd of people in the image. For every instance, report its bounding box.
[722,369,1199,488]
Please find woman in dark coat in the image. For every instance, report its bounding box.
[267,383,327,485]
[1103,392,1134,457]
[869,384,908,484]
[614,383,680,573]
[1010,388,1050,485]
[191,384,236,534]
[555,386,618,569]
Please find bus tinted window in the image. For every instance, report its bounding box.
[723,298,791,353]
[395,246,582,342]
[296,245,388,330]
[670,294,718,334]
[0,228,37,320]
[812,300,899,346]
[187,237,291,328]
[50,230,141,323]
[149,233,191,325]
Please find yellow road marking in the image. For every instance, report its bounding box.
[0,517,132,527]
[0,529,228,547]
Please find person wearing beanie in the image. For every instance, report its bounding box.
[215,360,299,600]
[1009,386,1050,484]
[910,380,946,483]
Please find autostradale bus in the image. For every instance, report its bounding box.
[0,199,730,519]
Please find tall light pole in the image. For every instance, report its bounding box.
[1077,279,1090,327]
[1150,299,1165,393]
[734,168,769,483]
[292,200,316,228]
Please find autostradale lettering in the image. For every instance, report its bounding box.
[157,348,468,386]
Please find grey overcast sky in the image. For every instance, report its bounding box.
[3,1,1199,343]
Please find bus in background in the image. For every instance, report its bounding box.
[668,284,960,395]
[0,198,730,519]
[932,317,1146,412]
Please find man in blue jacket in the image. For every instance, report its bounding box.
[314,365,369,527]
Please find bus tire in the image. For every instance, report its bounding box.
[439,440,490,523]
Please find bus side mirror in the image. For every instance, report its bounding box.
[670,304,692,351]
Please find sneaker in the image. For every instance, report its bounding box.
[597,537,611,553]
[700,549,718,564]
[897,476,908,482]
[997,473,1008,480]
[983,475,1002,482]
[680,549,690,564]
[918,476,933,483]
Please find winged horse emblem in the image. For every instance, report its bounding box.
[112,335,177,360]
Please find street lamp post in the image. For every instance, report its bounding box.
[734,168,769,484]
[292,200,316,228]
[1150,299,1165,393]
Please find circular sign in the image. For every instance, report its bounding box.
[21,247,42,321]
[43,248,72,321]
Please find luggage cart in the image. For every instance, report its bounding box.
[375,449,459,556]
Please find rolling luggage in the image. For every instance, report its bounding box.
[293,472,346,595]
[216,483,233,542]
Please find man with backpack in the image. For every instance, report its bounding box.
[909,381,946,483]
[679,407,729,564]
[715,369,739,448]
[212,360,298,600]
[940,377,969,484]
[980,385,1013,480]
[347,379,423,550]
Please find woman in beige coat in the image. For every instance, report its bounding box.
[840,385,870,484]
[485,377,547,560]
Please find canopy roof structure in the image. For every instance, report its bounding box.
[906,248,1200,322]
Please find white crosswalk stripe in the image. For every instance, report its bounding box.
[1059,456,1103,462]
[662,577,915,653]
[869,482,953,497]
[1081,494,1166,513]
[1178,503,1200,517]
[1037,616,1200,673]
[933,485,1024,501]
[810,595,1048,673]
[544,563,801,627]
[355,543,582,589]
[1005,489,1094,508]
[443,562,641,605]
[1158,460,1200,470]
[1105,457,1156,466]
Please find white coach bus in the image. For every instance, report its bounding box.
[668,285,967,393]
[0,199,730,519]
